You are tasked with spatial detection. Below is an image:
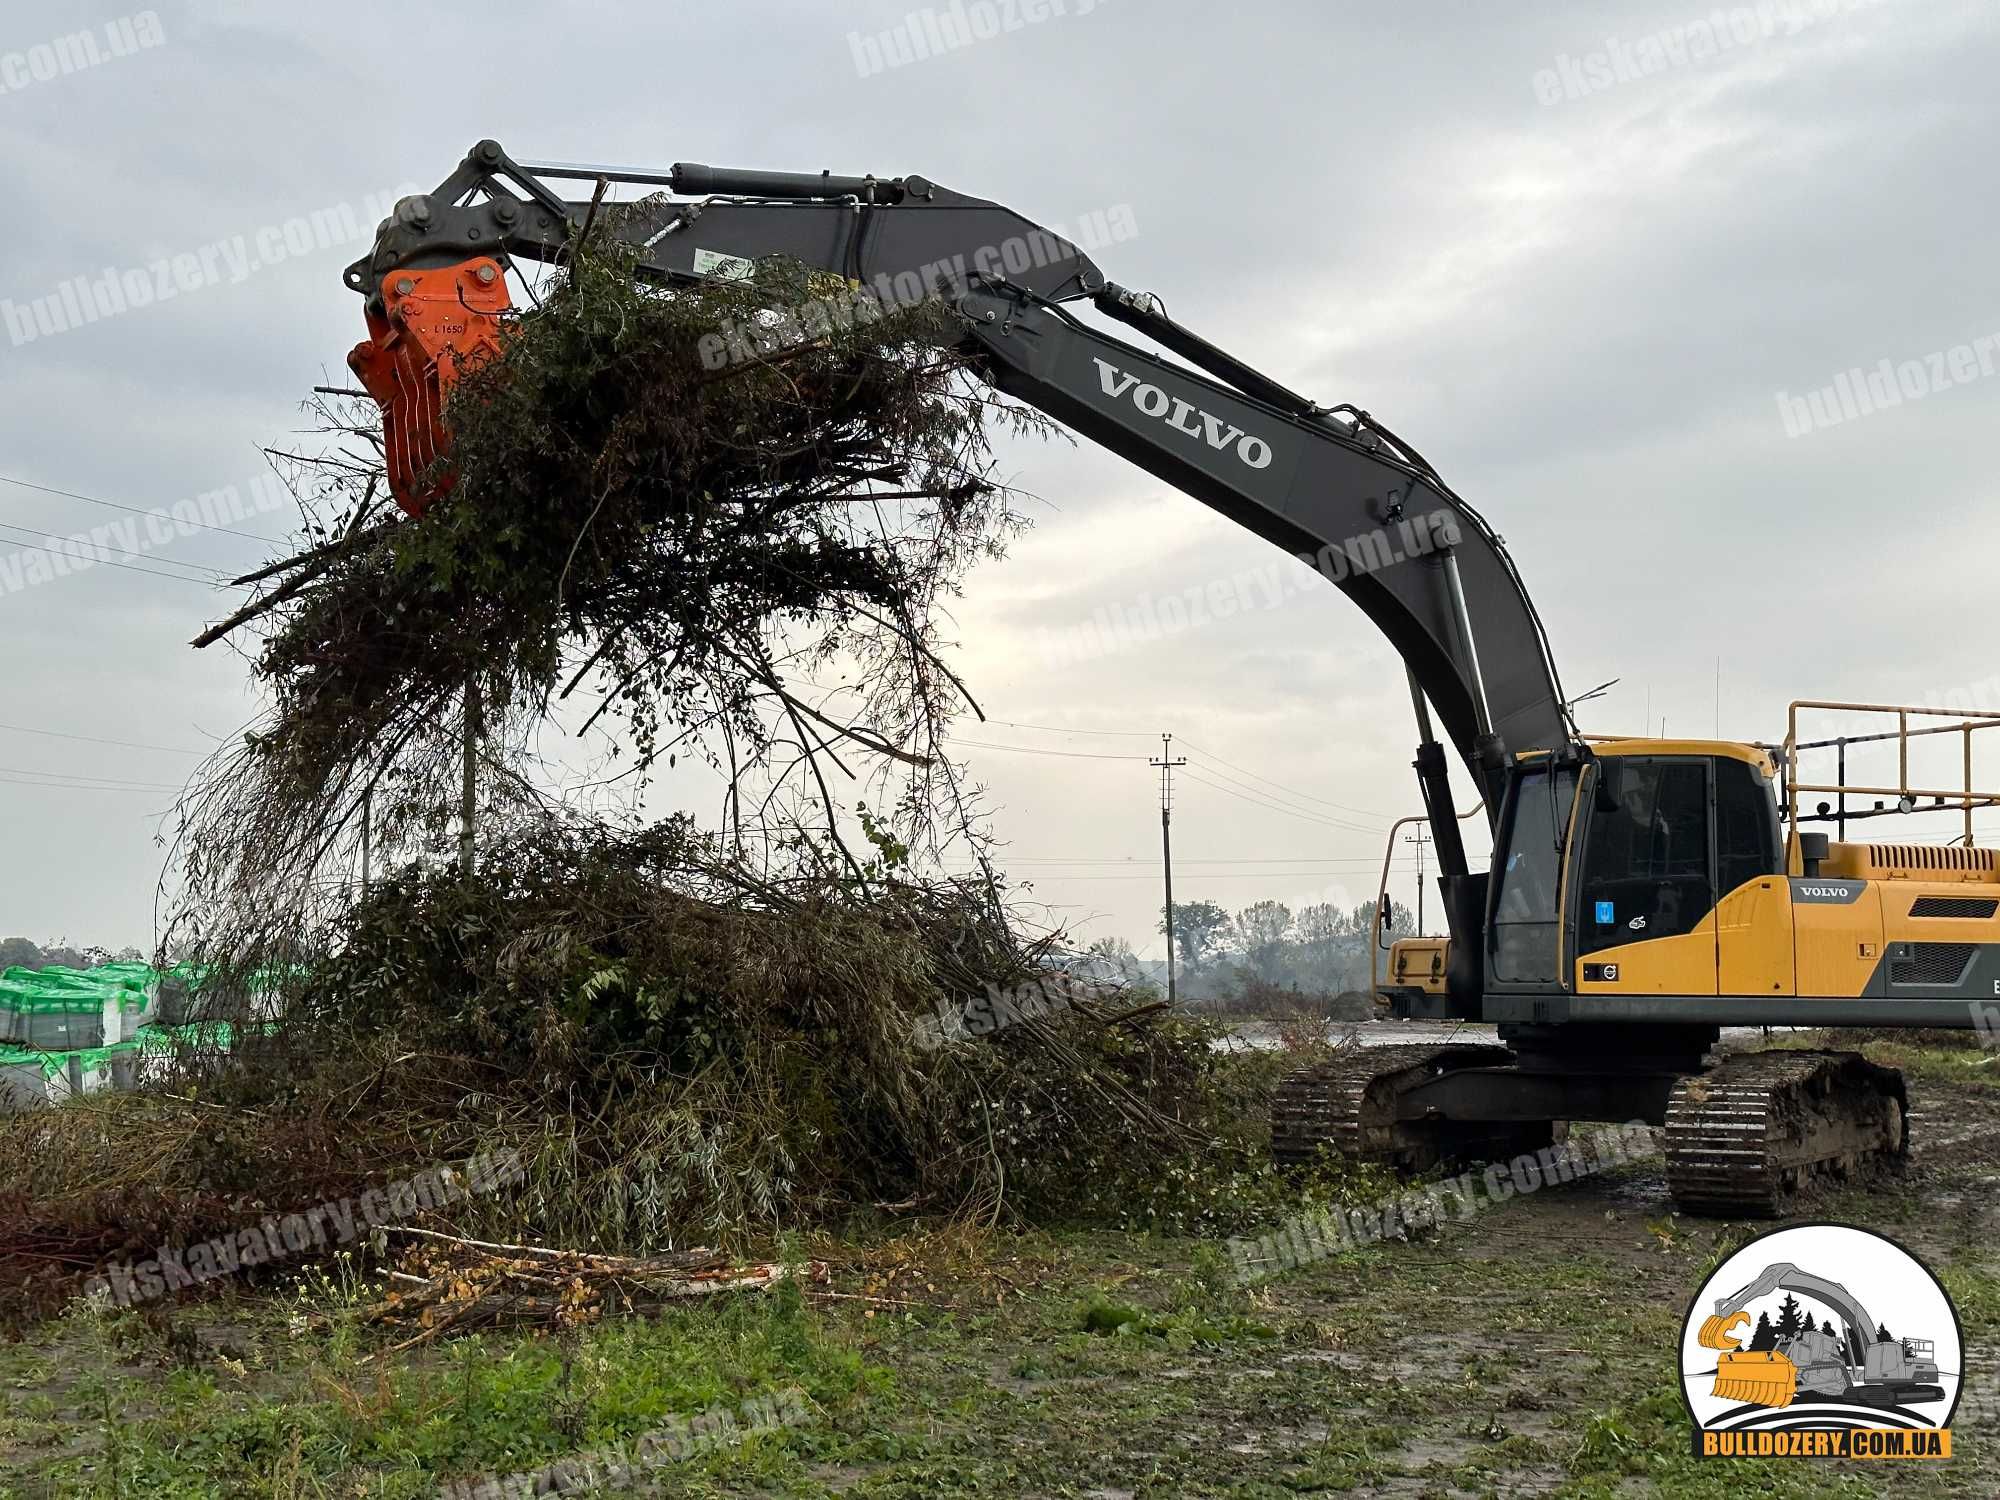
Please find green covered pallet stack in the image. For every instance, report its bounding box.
[0,963,157,1050]
[0,1045,63,1111]
[0,962,242,1115]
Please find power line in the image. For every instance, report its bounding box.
[953,737,1150,762]
[0,767,181,792]
[1178,765,1381,834]
[979,717,1160,738]
[985,856,1415,866]
[0,523,227,586]
[0,762,183,788]
[1175,753,1382,831]
[0,519,227,579]
[958,731,1388,830]
[997,870,1394,883]
[0,721,208,757]
[978,722,1392,825]
[0,473,284,545]
[1177,736,1388,822]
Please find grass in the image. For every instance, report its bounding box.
[1,1267,880,1498]
[1767,1026,2000,1087]
[2,1032,1996,1497]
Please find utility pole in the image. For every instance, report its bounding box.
[1404,827,1431,935]
[1150,733,1187,1005]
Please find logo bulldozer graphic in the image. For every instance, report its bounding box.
[1699,1261,1945,1410]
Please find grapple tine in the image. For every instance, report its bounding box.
[1711,1350,1797,1408]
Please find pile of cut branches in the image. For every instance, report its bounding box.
[2,822,1294,1324]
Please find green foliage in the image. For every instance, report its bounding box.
[1076,1293,1274,1347]
[21,1278,870,1497]
[9,820,1305,1297]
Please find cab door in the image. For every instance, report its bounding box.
[1487,761,1579,991]
[1713,756,1793,996]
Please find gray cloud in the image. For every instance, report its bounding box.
[1,0,1994,953]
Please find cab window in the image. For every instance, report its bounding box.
[1578,758,1710,956]
[1715,756,1782,897]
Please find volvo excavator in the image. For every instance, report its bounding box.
[344,140,2000,1218]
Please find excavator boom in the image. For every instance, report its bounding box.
[1698,1260,1942,1408]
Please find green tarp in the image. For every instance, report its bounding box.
[0,961,157,1049]
[0,960,292,1114]
[0,1023,247,1114]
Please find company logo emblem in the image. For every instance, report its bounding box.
[1091,358,1275,470]
[1790,879,1866,905]
[1681,1223,1960,1461]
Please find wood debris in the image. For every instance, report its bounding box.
[349,1227,826,1353]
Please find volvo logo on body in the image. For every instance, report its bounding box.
[1790,879,1865,905]
[1091,358,1275,470]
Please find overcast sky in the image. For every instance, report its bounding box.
[3,0,1997,957]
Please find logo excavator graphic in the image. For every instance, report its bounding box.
[1699,1261,1946,1410]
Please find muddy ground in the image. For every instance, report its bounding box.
[1,1030,1995,1497]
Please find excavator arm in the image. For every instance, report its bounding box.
[1695,1260,1937,1408]
[344,140,1575,824]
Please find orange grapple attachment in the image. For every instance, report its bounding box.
[1698,1311,1751,1351]
[347,259,511,517]
[1699,1311,1798,1407]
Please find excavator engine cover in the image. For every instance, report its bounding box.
[348,259,511,516]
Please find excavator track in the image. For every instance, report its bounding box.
[1271,1043,1531,1174]
[1664,1050,1907,1218]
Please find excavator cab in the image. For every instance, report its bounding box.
[1387,741,1785,1017]
[1395,707,2000,1024]
[1488,741,1785,1005]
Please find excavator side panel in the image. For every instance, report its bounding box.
[1574,921,1718,996]
[1717,876,1796,996]
[1575,872,1801,998]
[1871,884,2000,1000]
[1792,882,1886,999]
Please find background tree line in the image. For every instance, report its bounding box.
[1142,897,1417,1017]
[0,938,145,971]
